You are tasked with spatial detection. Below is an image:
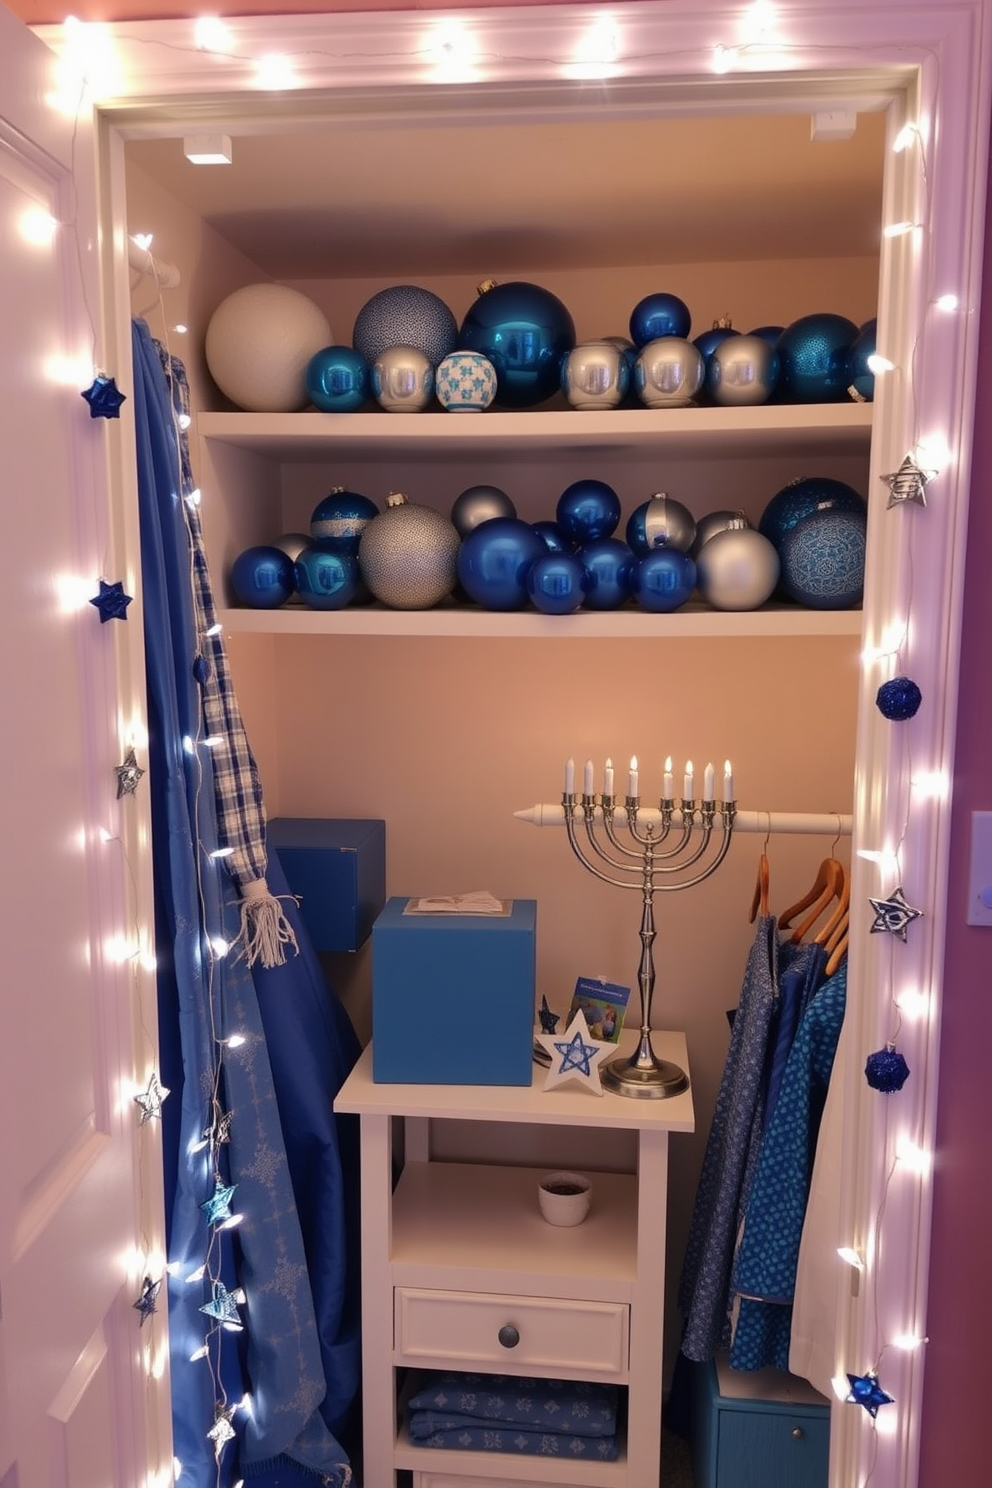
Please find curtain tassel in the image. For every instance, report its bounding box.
[238,878,299,968]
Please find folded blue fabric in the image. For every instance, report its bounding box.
[407,1416,620,1460]
[407,1372,619,1437]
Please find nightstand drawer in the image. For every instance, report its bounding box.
[395,1287,629,1378]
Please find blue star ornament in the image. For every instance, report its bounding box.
[846,1370,894,1418]
[868,885,923,941]
[537,994,560,1034]
[200,1178,237,1226]
[81,374,126,418]
[199,1282,244,1329]
[536,1008,611,1096]
[133,1275,162,1327]
[89,578,133,623]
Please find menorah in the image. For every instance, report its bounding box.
[554,756,735,1099]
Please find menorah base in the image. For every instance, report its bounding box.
[600,1050,690,1100]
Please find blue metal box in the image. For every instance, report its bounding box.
[267,817,386,952]
[371,896,537,1084]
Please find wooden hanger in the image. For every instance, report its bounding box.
[815,868,851,947]
[778,857,846,943]
[750,852,771,923]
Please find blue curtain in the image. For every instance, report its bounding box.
[132,318,361,1487]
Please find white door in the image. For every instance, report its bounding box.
[0,6,171,1486]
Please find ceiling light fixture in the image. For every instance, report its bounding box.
[183,134,233,165]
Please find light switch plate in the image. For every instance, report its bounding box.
[966,812,992,926]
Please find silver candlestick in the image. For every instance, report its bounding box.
[560,777,735,1099]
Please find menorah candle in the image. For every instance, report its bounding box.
[724,759,734,800]
[663,757,674,799]
[584,759,595,796]
[565,757,575,794]
[604,758,615,796]
[704,762,715,800]
[628,756,639,796]
[684,760,694,799]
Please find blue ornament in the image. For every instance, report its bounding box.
[845,318,878,402]
[748,324,785,346]
[578,538,634,610]
[555,478,621,544]
[294,545,364,609]
[876,676,923,720]
[693,325,739,359]
[89,578,133,623]
[526,552,588,615]
[353,284,458,367]
[626,493,696,555]
[81,374,126,418]
[200,1180,237,1226]
[778,508,867,609]
[776,313,860,402]
[309,488,378,552]
[846,1372,894,1419]
[865,1044,911,1093]
[538,994,560,1034]
[458,279,576,408]
[758,476,867,551]
[457,517,546,611]
[305,344,369,411]
[532,520,572,553]
[629,291,691,346]
[630,547,697,612]
[133,1275,162,1327]
[230,545,295,608]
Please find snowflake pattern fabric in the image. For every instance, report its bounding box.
[407,1372,620,1458]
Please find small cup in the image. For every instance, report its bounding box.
[538,1170,591,1227]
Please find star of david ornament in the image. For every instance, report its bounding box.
[81,374,127,419]
[206,1401,238,1456]
[536,1007,611,1096]
[89,578,133,623]
[881,455,934,509]
[846,1370,894,1418]
[115,748,144,798]
[133,1275,162,1326]
[203,1103,233,1148]
[200,1178,237,1226]
[537,994,560,1035]
[134,1071,169,1124]
[200,1282,245,1329]
[868,886,923,941]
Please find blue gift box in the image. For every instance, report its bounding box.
[371,896,537,1085]
[267,817,385,952]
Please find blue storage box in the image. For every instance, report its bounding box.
[371,896,537,1085]
[267,817,385,952]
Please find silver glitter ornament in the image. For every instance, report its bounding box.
[451,484,516,536]
[634,338,705,408]
[358,491,460,608]
[696,520,780,610]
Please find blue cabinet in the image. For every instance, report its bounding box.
[690,1354,830,1488]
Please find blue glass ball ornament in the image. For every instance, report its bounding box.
[693,324,739,360]
[458,279,576,408]
[626,493,696,556]
[456,517,547,611]
[353,284,458,367]
[629,291,692,346]
[230,545,296,608]
[555,479,622,544]
[778,507,867,609]
[876,676,923,721]
[450,484,516,537]
[526,552,589,615]
[865,1045,911,1093]
[309,488,379,553]
[845,318,878,402]
[532,520,572,553]
[304,344,369,412]
[748,325,785,347]
[776,312,860,402]
[294,544,364,609]
[630,547,697,613]
[759,476,867,551]
[579,538,635,611]
[705,334,779,407]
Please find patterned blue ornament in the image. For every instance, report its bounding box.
[845,318,878,402]
[230,545,295,608]
[200,1179,237,1226]
[555,479,621,544]
[305,344,369,411]
[778,508,867,609]
[353,284,457,367]
[309,488,378,552]
[758,476,867,551]
[199,1281,243,1327]
[629,291,691,346]
[876,676,923,720]
[526,552,588,615]
[457,517,546,611]
[846,1371,894,1418]
[578,538,634,610]
[294,545,364,609]
[626,493,696,556]
[865,1044,911,1092]
[532,520,572,553]
[776,313,860,402]
[90,578,133,622]
[81,374,126,418]
[458,279,576,408]
[630,547,697,612]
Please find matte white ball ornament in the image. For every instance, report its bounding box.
[205,283,331,412]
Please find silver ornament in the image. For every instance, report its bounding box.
[451,484,516,536]
[690,509,751,559]
[628,492,696,555]
[358,491,460,608]
[634,338,705,408]
[371,345,434,412]
[561,340,630,410]
[706,333,779,406]
[696,521,780,610]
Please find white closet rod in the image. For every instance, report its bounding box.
[514,804,852,836]
[127,239,181,289]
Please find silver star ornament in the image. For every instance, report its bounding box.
[881,455,935,509]
[868,885,924,941]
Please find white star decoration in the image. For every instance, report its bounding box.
[535,1008,611,1096]
[133,1071,169,1123]
[206,1401,237,1456]
[881,455,935,509]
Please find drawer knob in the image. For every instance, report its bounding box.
[498,1324,520,1349]
[791,1427,804,1441]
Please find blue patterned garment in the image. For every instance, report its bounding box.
[728,962,848,1371]
[678,916,780,1362]
[763,940,827,1131]
[407,1372,620,1458]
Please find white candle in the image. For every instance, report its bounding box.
[663,756,674,799]
[584,758,595,797]
[628,755,639,797]
[724,758,734,801]
[565,757,575,795]
[604,757,615,797]
[683,759,694,800]
[704,762,715,800]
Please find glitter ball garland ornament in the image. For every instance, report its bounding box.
[865,1044,911,1092]
[846,1371,894,1418]
[626,492,696,555]
[457,516,547,611]
[776,312,860,403]
[358,492,460,609]
[353,284,458,367]
[310,488,378,553]
[205,283,331,412]
[876,676,923,720]
[556,478,621,544]
[459,278,576,408]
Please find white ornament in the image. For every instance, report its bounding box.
[205,283,331,412]
[535,1008,611,1096]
